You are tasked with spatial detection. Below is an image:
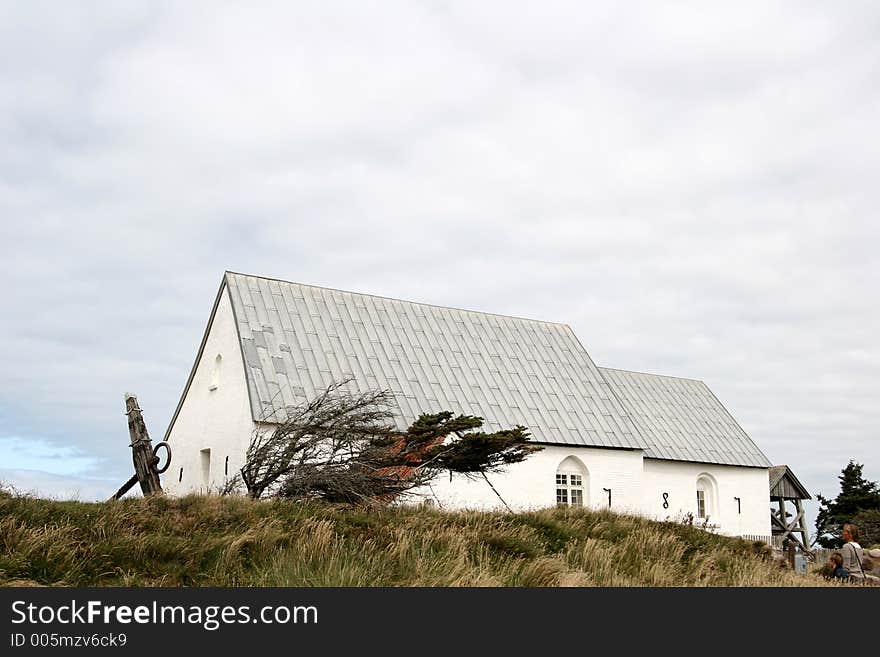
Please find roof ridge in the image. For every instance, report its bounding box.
[225,270,573,328]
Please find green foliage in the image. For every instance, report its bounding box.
[815,461,880,548]
[403,412,484,449]
[480,533,541,559]
[404,411,540,475]
[852,508,880,547]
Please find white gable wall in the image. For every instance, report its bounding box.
[164,286,256,495]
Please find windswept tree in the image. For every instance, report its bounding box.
[376,411,539,510]
[230,380,397,499]
[225,379,541,507]
[814,461,880,548]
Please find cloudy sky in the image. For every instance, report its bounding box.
[1,2,877,530]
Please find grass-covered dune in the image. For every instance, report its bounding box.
[0,492,833,587]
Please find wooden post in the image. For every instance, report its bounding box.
[776,498,787,548]
[125,393,162,496]
[795,499,812,555]
[777,498,787,529]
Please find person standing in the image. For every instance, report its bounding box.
[840,523,866,580]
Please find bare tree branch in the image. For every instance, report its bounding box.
[236,382,542,508]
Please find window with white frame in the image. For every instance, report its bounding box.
[696,489,706,518]
[696,474,716,520]
[556,475,568,505]
[556,459,587,507]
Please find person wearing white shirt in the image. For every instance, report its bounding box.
[841,523,866,580]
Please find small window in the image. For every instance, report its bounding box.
[179,467,183,483]
[200,448,211,487]
[696,474,717,520]
[209,354,222,391]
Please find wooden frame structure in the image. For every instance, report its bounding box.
[769,465,812,554]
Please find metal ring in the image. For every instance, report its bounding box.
[153,442,172,474]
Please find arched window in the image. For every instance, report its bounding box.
[556,456,589,507]
[209,354,222,391]
[696,474,717,520]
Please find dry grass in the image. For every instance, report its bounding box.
[0,490,836,587]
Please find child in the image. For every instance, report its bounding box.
[829,552,850,579]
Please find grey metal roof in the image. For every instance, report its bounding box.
[194,272,772,468]
[598,367,772,468]
[224,272,643,449]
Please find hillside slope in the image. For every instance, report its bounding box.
[0,492,832,587]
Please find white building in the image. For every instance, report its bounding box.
[164,271,773,539]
